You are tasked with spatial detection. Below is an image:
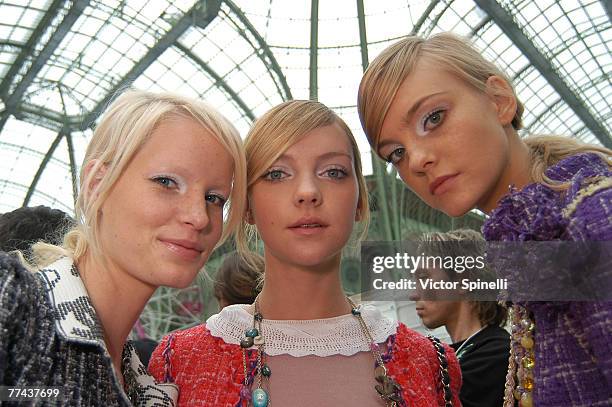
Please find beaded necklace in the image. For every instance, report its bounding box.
[238,296,403,407]
[503,304,535,407]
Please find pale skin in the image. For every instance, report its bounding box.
[379,60,528,341]
[247,123,362,320]
[378,59,532,217]
[78,117,233,381]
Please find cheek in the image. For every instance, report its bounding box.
[209,209,226,236]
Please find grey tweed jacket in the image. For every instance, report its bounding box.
[0,252,178,406]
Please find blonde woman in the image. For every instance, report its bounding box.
[149,100,461,407]
[358,32,611,406]
[0,89,246,406]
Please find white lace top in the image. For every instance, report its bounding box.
[206,303,398,357]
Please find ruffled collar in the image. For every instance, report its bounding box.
[206,303,398,357]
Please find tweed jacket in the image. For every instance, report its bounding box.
[0,252,178,406]
[483,153,612,406]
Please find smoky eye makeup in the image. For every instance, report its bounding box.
[416,103,449,135]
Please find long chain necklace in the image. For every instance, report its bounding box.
[238,296,403,407]
[503,304,535,407]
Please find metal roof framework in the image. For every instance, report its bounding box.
[0,0,609,215]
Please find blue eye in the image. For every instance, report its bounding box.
[153,176,177,188]
[385,147,406,165]
[323,168,348,179]
[206,193,226,207]
[263,169,288,181]
[423,109,445,131]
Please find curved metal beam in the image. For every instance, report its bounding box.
[470,16,492,37]
[474,0,611,148]
[418,0,454,37]
[603,0,612,22]
[411,0,441,35]
[223,0,292,101]
[0,0,90,133]
[65,132,78,205]
[309,0,319,100]
[82,0,222,129]
[356,0,369,71]
[14,102,67,130]
[1,179,73,213]
[174,42,255,121]
[0,0,67,98]
[23,130,65,206]
[356,0,394,240]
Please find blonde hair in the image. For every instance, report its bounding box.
[525,135,611,189]
[33,89,247,267]
[236,100,370,267]
[358,32,610,190]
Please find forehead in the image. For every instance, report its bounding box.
[378,60,472,140]
[397,59,468,97]
[282,123,354,159]
[133,116,231,170]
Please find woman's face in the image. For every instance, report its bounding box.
[97,116,234,289]
[378,59,513,216]
[249,123,360,269]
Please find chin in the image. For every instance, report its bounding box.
[158,265,201,289]
[436,199,476,218]
[284,248,342,268]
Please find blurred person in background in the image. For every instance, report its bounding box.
[213,251,263,310]
[411,228,509,407]
[0,205,73,259]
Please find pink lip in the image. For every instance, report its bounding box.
[288,216,329,236]
[159,238,204,260]
[429,174,458,195]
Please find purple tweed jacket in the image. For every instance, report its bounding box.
[483,153,612,406]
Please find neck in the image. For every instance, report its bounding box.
[256,252,350,320]
[445,302,483,343]
[77,252,155,374]
[478,127,532,213]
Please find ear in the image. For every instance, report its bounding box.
[485,75,517,127]
[83,159,107,202]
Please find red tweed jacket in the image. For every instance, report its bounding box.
[149,322,462,406]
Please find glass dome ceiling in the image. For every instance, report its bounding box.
[1,0,610,215]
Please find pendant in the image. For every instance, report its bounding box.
[252,388,269,407]
[254,335,265,345]
[375,374,402,403]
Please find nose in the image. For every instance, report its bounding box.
[293,174,322,207]
[181,192,210,230]
[409,290,420,302]
[408,144,435,175]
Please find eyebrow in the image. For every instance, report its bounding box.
[377,91,447,150]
